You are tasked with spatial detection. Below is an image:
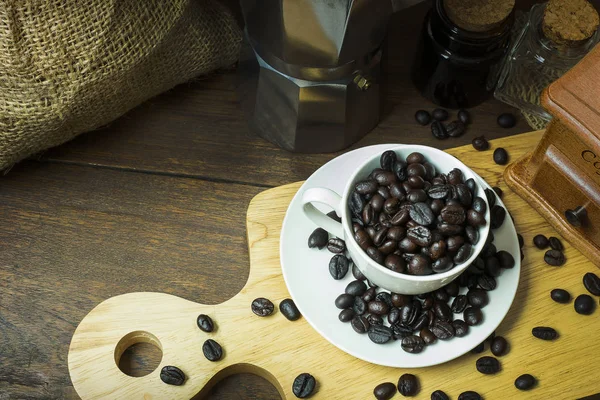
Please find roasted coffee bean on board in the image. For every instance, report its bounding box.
[532,326,558,340]
[515,374,537,391]
[549,236,563,251]
[202,339,223,361]
[497,112,516,128]
[196,314,214,333]
[398,373,420,397]
[583,272,600,296]
[431,120,449,139]
[458,390,482,400]
[279,299,301,321]
[446,120,466,137]
[292,373,316,398]
[533,234,549,249]
[374,382,397,400]
[493,148,509,165]
[415,110,432,126]
[550,288,571,304]
[431,389,450,400]
[544,249,566,266]
[476,356,501,374]
[251,298,274,317]
[432,108,449,121]
[160,366,186,386]
[490,336,508,356]
[458,109,470,124]
[574,294,595,315]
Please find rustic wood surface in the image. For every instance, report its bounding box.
[68,131,600,400]
[2,0,598,399]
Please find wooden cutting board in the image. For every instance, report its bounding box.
[68,131,600,399]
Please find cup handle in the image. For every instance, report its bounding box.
[301,188,345,239]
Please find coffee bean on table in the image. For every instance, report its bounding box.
[292,373,316,398]
[532,326,558,340]
[280,299,301,321]
[468,289,489,308]
[431,120,448,139]
[329,255,349,280]
[492,186,503,198]
[398,373,420,396]
[368,324,393,344]
[446,120,466,137]
[374,382,397,400]
[351,315,370,333]
[490,336,508,356]
[401,335,425,353]
[476,356,500,374]
[160,365,186,386]
[493,148,509,165]
[544,249,565,266]
[583,272,600,296]
[252,298,274,317]
[202,339,223,361]
[464,307,483,326]
[458,390,482,400]
[472,136,489,151]
[471,342,485,354]
[433,108,449,121]
[431,389,450,400]
[458,109,470,124]
[550,288,571,303]
[451,295,468,313]
[497,112,516,128]
[453,319,469,337]
[415,110,432,126]
[574,294,595,315]
[327,238,346,253]
[196,314,214,333]
[338,309,354,322]
[549,236,563,251]
[346,280,368,296]
[533,234,549,249]
[308,228,328,249]
[515,374,537,391]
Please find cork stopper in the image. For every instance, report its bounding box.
[443,0,515,33]
[542,0,599,47]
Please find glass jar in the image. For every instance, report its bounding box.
[494,3,600,127]
[412,0,514,109]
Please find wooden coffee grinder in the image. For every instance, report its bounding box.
[505,45,600,267]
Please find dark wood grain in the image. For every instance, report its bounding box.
[42,1,531,188]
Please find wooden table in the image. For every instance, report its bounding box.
[0,2,592,399]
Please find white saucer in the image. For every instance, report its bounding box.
[280,144,521,368]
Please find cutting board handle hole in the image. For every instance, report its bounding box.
[114,330,163,377]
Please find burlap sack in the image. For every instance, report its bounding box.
[0,0,241,171]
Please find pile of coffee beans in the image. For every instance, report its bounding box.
[532,234,567,266]
[347,150,489,276]
[415,108,470,140]
[550,272,599,316]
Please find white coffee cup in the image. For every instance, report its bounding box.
[301,145,490,295]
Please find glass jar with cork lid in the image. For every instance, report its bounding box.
[494,0,600,130]
[412,0,515,109]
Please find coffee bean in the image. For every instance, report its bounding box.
[374,382,397,400]
[446,120,466,137]
[490,205,506,229]
[410,312,429,331]
[491,336,508,356]
[328,255,349,280]
[338,308,354,322]
[431,390,450,400]
[387,226,406,241]
[196,314,214,333]
[401,301,422,326]
[575,294,595,315]
[548,236,563,251]
[454,243,472,264]
[484,188,496,208]
[440,204,466,225]
[433,108,449,121]
[385,254,407,273]
[431,320,455,340]
[432,256,453,273]
[493,148,509,165]
[335,294,354,309]
[373,228,388,247]
[392,293,412,308]
[367,246,385,264]
[478,274,497,291]
[308,228,328,249]
[433,289,449,302]
[355,180,378,195]
[445,281,460,297]
[544,249,565,266]
[407,189,429,203]
[343,280,367,298]
[408,254,433,275]
[453,319,469,337]
[433,301,452,322]
[202,339,223,361]
[327,238,346,254]
[471,342,485,354]
[515,374,536,391]
[467,274,479,290]
[431,120,448,139]
[482,242,496,258]
[365,313,383,326]
[401,335,425,353]
[476,356,500,374]
[160,365,185,385]
[374,171,397,186]
[458,391,481,400]
[471,197,486,215]
[415,110,432,126]
[391,207,411,226]
[472,135,489,151]
[376,292,394,308]
[349,191,365,217]
[451,294,468,313]
[484,256,501,278]
[492,186,503,199]
[380,150,397,172]
[437,223,463,236]
[351,315,370,333]
[279,299,301,321]
[518,233,524,248]
[497,112,516,128]
[464,307,483,326]
[362,287,376,302]
[252,298,274,317]
[292,373,316,398]
[532,326,558,340]
[398,373,420,396]
[368,300,390,316]
[368,324,393,344]
[468,289,489,308]
[407,226,433,247]
[353,296,367,315]
[533,234,549,249]
[584,273,600,296]
[420,328,437,345]
[550,289,570,304]
[496,250,515,269]
[392,322,414,340]
[465,177,477,194]
[457,109,470,124]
